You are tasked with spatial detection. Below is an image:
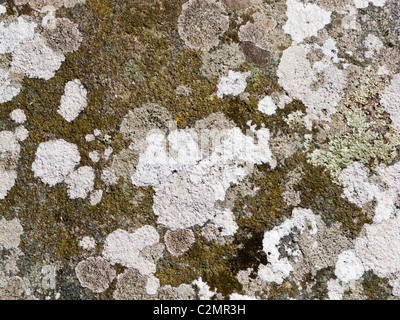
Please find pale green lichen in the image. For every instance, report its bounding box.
[308,106,400,180]
[307,66,400,180]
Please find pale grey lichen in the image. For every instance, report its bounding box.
[283,0,331,43]
[216,70,251,98]
[164,229,195,257]
[0,69,20,104]
[334,250,365,283]
[354,214,400,279]
[0,17,36,55]
[11,34,65,80]
[178,0,230,52]
[0,129,24,200]
[0,169,17,200]
[238,10,277,50]
[277,43,347,129]
[0,218,23,250]
[9,109,26,124]
[41,17,83,54]
[200,43,246,79]
[130,114,273,230]
[75,257,116,293]
[380,73,400,132]
[57,79,88,122]
[64,166,95,199]
[258,96,277,115]
[78,236,96,251]
[102,226,160,276]
[32,139,80,187]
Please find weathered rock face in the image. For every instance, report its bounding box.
[1,0,400,301]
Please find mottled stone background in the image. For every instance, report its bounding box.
[0,0,400,300]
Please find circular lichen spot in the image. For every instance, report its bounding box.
[164,229,195,257]
[41,18,83,54]
[178,0,230,52]
[75,256,116,293]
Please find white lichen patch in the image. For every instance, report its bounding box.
[355,214,400,278]
[0,69,21,104]
[0,130,23,200]
[0,131,21,160]
[78,236,96,251]
[88,151,100,163]
[11,34,65,80]
[152,173,217,230]
[258,96,277,115]
[57,79,88,122]
[277,43,347,129]
[327,279,344,300]
[353,0,386,8]
[14,126,29,142]
[89,189,103,206]
[229,293,258,300]
[9,109,26,124]
[283,0,331,43]
[0,169,17,200]
[334,250,365,283]
[32,139,80,186]
[85,134,95,142]
[0,218,23,250]
[380,73,400,132]
[145,275,160,295]
[339,161,400,223]
[258,208,318,284]
[216,70,251,99]
[203,209,239,238]
[102,226,160,276]
[130,115,273,230]
[192,277,217,300]
[0,17,36,55]
[64,166,95,199]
